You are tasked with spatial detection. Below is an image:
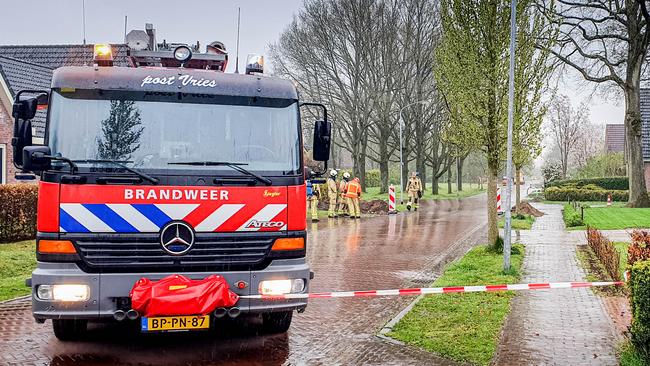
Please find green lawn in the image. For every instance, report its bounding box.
[614,242,629,277]
[569,207,650,230]
[364,183,485,211]
[0,240,35,301]
[388,245,523,366]
[498,214,534,230]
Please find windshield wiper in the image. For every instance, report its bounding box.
[168,161,272,186]
[74,159,159,185]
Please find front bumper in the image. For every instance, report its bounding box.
[31,258,309,320]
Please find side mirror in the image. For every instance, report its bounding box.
[312,120,331,162]
[12,119,32,167]
[12,98,39,120]
[22,146,52,173]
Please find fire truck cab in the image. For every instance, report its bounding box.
[11,42,330,340]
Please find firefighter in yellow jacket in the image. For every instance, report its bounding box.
[337,172,350,216]
[345,177,362,218]
[327,169,339,218]
[306,178,321,222]
[406,172,422,211]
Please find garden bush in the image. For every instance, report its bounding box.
[628,231,650,266]
[629,260,650,360]
[544,186,628,202]
[365,169,381,187]
[0,184,38,243]
[562,203,584,227]
[546,177,628,190]
[586,228,621,281]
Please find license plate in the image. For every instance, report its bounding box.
[141,315,210,332]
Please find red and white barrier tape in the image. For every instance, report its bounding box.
[240,281,624,300]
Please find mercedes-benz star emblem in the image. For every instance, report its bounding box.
[160,221,195,255]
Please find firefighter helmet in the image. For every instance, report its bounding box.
[330,169,338,177]
[343,172,351,179]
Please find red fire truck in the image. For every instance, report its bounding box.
[11,42,330,340]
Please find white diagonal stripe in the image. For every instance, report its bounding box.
[107,204,159,232]
[60,204,114,232]
[195,204,245,232]
[237,204,287,231]
[154,204,200,220]
[463,286,487,292]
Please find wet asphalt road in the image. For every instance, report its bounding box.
[0,195,487,366]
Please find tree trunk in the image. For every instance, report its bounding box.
[515,165,521,216]
[432,174,439,195]
[624,70,650,207]
[487,166,498,246]
[456,157,464,191]
[379,160,389,194]
[447,166,452,194]
[359,140,368,192]
[378,137,389,194]
[416,158,427,191]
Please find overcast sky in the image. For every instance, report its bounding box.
[0,0,624,126]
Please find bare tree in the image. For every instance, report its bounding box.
[270,0,383,189]
[547,94,590,179]
[537,0,650,207]
[572,123,605,170]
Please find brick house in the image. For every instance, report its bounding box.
[0,45,128,184]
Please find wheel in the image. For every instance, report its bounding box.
[262,311,293,334]
[52,319,87,341]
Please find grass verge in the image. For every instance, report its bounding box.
[364,184,485,203]
[619,341,648,366]
[387,244,524,366]
[0,240,35,301]
[498,214,534,230]
[614,242,629,278]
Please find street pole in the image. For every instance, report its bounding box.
[399,112,404,204]
[503,0,517,271]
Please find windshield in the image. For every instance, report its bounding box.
[47,90,301,174]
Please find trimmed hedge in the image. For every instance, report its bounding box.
[629,231,650,267]
[629,260,650,360]
[545,186,628,202]
[562,203,584,227]
[586,228,621,281]
[0,184,38,243]
[546,177,628,190]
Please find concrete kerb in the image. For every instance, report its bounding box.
[377,222,487,343]
[0,295,30,305]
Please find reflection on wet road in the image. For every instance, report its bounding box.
[0,195,486,366]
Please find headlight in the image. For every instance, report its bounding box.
[259,279,305,295]
[36,284,89,301]
[174,45,192,63]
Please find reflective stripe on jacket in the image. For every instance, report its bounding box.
[345,181,361,198]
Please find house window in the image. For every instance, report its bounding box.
[0,143,5,184]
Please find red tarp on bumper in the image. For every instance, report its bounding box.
[130,274,239,317]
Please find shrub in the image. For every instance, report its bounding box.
[562,203,584,227]
[0,184,38,243]
[546,176,628,190]
[629,260,650,360]
[365,169,381,187]
[628,231,650,266]
[544,186,628,202]
[586,228,621,281]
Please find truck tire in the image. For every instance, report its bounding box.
[52,319,87,341]
[262,311,293,334]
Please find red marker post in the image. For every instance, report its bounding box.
[388,185,397,214]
